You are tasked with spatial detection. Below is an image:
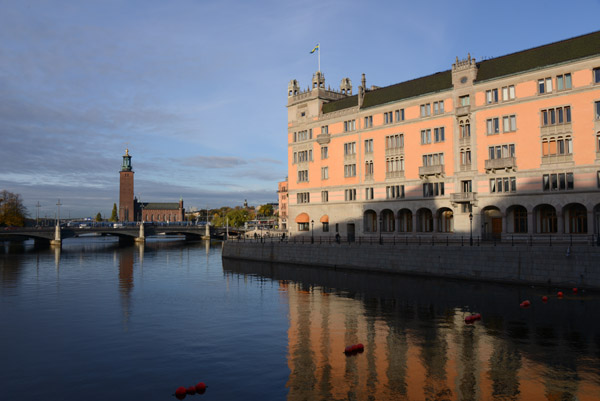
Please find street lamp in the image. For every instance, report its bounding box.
[311,219,314,244]
[379,214,383,245]
[56,199,62,228]
[469,212,473,246]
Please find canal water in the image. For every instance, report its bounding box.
[1,238,599,401]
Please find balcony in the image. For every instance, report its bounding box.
[344,153,356,162]
[385,171,405,179]
[385,147,404,156]
[485,157,516,172]
[455,105,470,116]
[542,154,573,164]
[450,192,477,204]
[419,164,444,177]
[459,136,471,146]
[316,133,331,145]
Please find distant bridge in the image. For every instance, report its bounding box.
[0,224,238,245]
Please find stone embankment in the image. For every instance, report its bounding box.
[222,240,600,289]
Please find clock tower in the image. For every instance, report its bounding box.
[119,149,135,222]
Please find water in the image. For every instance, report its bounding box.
[1,238,599,400]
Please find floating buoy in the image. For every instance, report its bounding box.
[175,386,187,400]
[356,343,364,351]
[520,300,531,308]
[572,287,578,294]
[464,315,474,324]
[344,344,364,355]
[195,382,207,394]
[186,386,196,395]
[542,296,548,302]
[557,291,564,298]
[472,313,482,321]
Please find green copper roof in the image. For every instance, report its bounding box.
[141,202,180,210]
[321,30,600,114]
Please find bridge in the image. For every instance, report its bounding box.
[0,224,237,246]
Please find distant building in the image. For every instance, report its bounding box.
[118,150,185,222]
[286,31,600,239]
[278,178,288,230]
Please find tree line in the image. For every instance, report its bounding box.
[0,190,28,226]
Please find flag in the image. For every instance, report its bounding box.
[310,44,319,54]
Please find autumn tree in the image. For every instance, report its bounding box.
[0,190,28,227]
[257,204,274,217]
[95,212,103,222]
[109,203,118,222]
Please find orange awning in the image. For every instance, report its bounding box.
[295,213,309,223]
[320,215,329,223]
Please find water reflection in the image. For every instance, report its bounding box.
[222,259,600,401]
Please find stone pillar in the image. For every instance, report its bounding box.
[527,211,534,234]
[205,223,210,238]
[50,224,61,247]
[502,213,508,237]
[135,222,145,243]
[557,211,564,234]
[412,212,418,233]
[432,213,438,233]
[587,210,594,234]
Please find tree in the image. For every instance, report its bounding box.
[0,190,28,227]
[258,204,274,217]
[95,212,103,222]
[109,203,118,222]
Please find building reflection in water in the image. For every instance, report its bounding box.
[118,244,141,329]
[223,259,600,401]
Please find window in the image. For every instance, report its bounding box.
[385,134,404,149]
[514,207,527,233]
[293,152,297,163]
[345,189,357,201]
[365,187,374,200]
[420,103,431,117]
[502,115,517,132]
[433,101,444,115]
[502,85,516,101]
[297,192,310,203]
[364,139,373,153]
[321,125,328,135]
[598,171,600,188]
[488,144,515,159]
[386,156,404,173]
[423,182,444,197]
[321,146,328,159]
[486,118,500,135]
[295,150,311,163]
[542,136,572,156]
[384,111,393,124]
[556,73,572,91]
[365,160,374,177]
[595,101,600,120]
[422,153,444,166]
[459,95,470,106]
[344,164,356,177]
[298,222,309,231]
[322,222,329,232]
[321,167,328,180]
[597,132,600,152]
[538,77,553,94]
[460,148,471,165]
[386,185,404,199]
[344,142,356,155]
[364,116,373,128]
[434,127,445,142]
[293,132,296,142]
[297,170,308,182]
[395,109,405,122]
[542,106,571,126]
[486,88,499,104]
[420,129,431,144]
[321,191,328,202]
[490,177,516,193]
[542,173,574,191]
[343,120,356,132]
[459,120,471,138]
[594,67,600,84]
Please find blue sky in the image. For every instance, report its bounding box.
[1,0,599,219]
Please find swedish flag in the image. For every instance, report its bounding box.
[310,44,319,54]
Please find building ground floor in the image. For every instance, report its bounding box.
[289,192,600,241]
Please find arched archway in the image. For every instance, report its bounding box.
[416,208,433,232]
[594,204,600,237]
[506,205,528,233]
[437,208,453,233]
[482,206,502,239]
[398,209,412,232]
[534,204,557,233]
[364,210,377,233]
[563,203,587,234]
[381,209,395,232]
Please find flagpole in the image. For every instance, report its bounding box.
[318,43,321,72]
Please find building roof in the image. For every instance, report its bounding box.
[321,30,600,114]
[141,202,181,210]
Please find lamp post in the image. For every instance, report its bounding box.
[469,212,473,246]
[311,219,314,244]
[379,214,383,245]
[56,199,62,228]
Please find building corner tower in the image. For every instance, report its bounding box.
[119,149,135,222]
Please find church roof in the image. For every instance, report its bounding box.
[141,202,181,210]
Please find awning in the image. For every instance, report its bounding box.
[320,215,329,223]
[295,213,309,223]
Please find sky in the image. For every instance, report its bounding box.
[1,0,599,219]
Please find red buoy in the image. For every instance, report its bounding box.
[520,300,531,308]
[557,291,564,298]
[356,343,364,350]
[186,386,196,395]
[472,313,481,321]
[195,382,207,393]
[344,345,354,354]
[465,315,474,324]
[573,287,578,294]
[175,386,187,400]
[542,296,548,302]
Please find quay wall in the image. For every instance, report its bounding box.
[222,241,600,289]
